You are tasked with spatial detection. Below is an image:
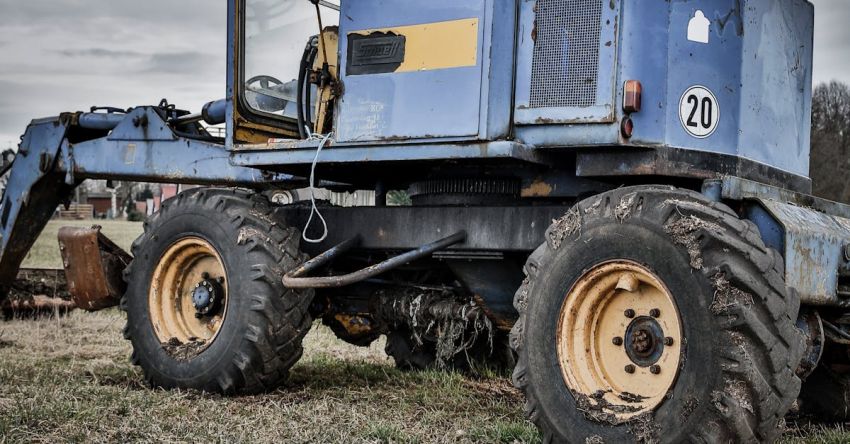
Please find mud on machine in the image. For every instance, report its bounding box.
[0,0,842,441]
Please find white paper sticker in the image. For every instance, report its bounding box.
[688,10,710,44]
[679,86,720,138]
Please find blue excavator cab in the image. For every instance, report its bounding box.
[229,0,813,185]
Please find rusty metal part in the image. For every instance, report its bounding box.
[58,226,132,311]
[149,237,228,348]
[556,261,683,422]
[283,231,467,289]
[322,313,382,347]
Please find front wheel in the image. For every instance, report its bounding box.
[511,186,804,443]
[122,188,313,394]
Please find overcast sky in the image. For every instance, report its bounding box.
[0,0,848,149]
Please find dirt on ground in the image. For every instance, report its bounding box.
[3,269,74,319]
[10,268,70,300]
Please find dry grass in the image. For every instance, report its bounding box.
[0,312,536,443]
[21,220,144,269]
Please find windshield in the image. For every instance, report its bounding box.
[243,0,339,117]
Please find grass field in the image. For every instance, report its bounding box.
[2,220,847,442]
[21,220,144,269]
[0,311,535,443]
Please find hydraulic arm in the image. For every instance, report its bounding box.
[0,104,298,301]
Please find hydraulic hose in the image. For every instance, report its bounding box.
[304,45,318,134]
[296,40,314,139]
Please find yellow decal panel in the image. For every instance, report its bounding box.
[351,18,479,73]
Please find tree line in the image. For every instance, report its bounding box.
[811,81,850,203]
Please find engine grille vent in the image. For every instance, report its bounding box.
[529,0,603,108]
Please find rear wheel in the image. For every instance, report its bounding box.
[122,188,313,394]
[511,186,804,443]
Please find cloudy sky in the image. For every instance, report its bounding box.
[0,0,848,149]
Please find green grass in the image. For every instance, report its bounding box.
[21,220,144,269]
[0,312,538,443]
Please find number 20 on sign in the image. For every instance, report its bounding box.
[679,85,720,138]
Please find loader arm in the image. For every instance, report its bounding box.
[0,106,302,302]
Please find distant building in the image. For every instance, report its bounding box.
[85,191,123,219]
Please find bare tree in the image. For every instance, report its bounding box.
[810,81,850,203]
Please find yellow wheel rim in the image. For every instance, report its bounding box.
[557,261,682,421]
[149,237,228,351]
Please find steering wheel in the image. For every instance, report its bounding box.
[246,75,284,91]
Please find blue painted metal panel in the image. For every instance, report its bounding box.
[716,176,850,306]
[231,140,544,166]
[479,0,517,140]
[513,0,813,178]
[336,0,487,143]
[617,0,673,146]
[69,108,297,186]
[759,199,850,306]
[656,0,813,176]
[662,0,744,160]
[738,0,813,176]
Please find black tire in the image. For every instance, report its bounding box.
[510,186,804,443]
[122,188,313,394]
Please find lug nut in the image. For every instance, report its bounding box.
[650,365,661,374]
[650,308,661,318]
[664,337,674,346]
[624,309,636,318]
[612,337,624,346]
[625,365,636,374]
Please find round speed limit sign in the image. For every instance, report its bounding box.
[679,86,719,138]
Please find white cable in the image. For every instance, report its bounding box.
[302,131,333,244]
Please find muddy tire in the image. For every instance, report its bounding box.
[510,186,804,443]
[122,188,313,394]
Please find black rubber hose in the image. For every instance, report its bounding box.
[303,45,318,135]
[296,41,313,140]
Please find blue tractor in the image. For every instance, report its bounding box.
[0,0,842,441]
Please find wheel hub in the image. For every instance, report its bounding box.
[148,237,229,351]
[556,261,683,422]
[192,274,224,317]
[625,317,665,366]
